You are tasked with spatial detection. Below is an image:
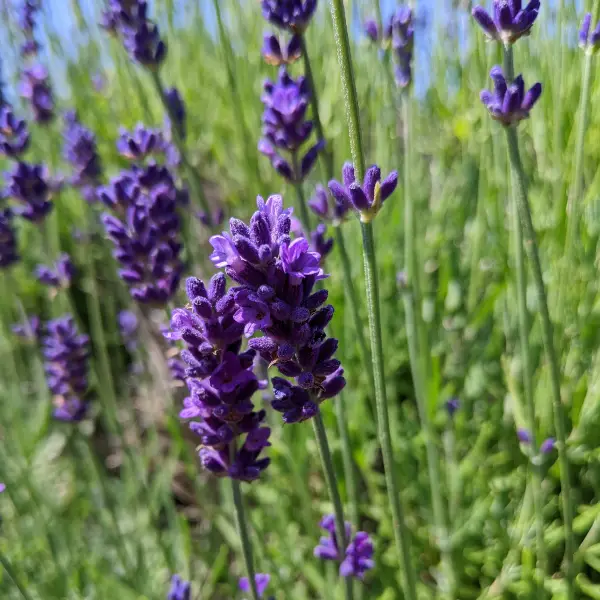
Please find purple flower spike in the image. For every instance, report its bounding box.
[35,253,75,289]
[340,531,375,580]
[540,437,555,454]
[389,7,414,87]
[18,0,40,57]
[239,573,271,598]
[164,87,186,140]
[116,124,174,163]
[43,315,90,422]
[5,162,53,223]
[12,315,41,342]
[517,428,532,444]
[279,237,325,284]
[310,224,334,260]
[472,0,540,44]
[480,66,542,126]
[308,184,351,223]
[63,111,102,202]
[20,65,54,124]
[261,0,318,33]
[445,397,460,417]
[262,32,302,65]
[365,19,380,42]
[0,207,19,269]
[579,13,600,52]
[329,162,398,222]
[259,67,322,182]
[0,106,30,158]
[167,574,191,600]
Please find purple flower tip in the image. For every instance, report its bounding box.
[517,428,532,444]
[472,0,539,44]
[239,573,271,597]
[540,437,555,454]
[167,574,191,600]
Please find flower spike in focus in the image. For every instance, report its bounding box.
[472,0,540,45]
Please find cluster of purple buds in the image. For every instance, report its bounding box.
[259,68,323,183]
[262,33,301,65]
[12,314,41,342]
[472,0,540,45]
[19,65,54,124]
[328,162,398,223]
[17,0,40,56]
[0,207,19,269]
[164,87,186,141]
[63,111,103,203]
[167,574,190,600]
[364,19,381,43]
[0,106,30,158]
[101,0,166,68]
[239,574,271,598]
[4,161,54,223]
[160,323,187,383]
[480,66,542,126]
[197,208,225,229]
[35,253,75,289]
[43,315,91,422]
[261,0,317,33]
[309,184,351,225]
[168,273,271,481]
[390,6,414,88]
[310,224,333,260]
[517,429,556,454]
[116,123,178,165]
[209,195,346,423]
[314,515,375,580]
[579,13,600,53]
[100,125,185,305]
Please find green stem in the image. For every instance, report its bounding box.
[504,124,575,600]
[401,84,453,594]
[328,1,417,595]
[503,45,548,588]
[292,164,312,231]
[211,0,257,182]
[312,410,354,600]
[150,70,212,220]
[231,476,260,600]
[0,552,34,600]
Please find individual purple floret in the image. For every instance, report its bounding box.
[472,0,540,45]
[364,19,380,42]
[12,315,41,342]
[167,574,191,600]
[19,65,54,124]
[540,437,555,454]
[261,0,318,33]
[164,87,186,140]
[579,13,600,52]
[169,273,271,481]
[517,428,532,443]
[35,253,75,289]
[390,6,414,88]
[262,32,302,65]
[0,207,19,269]
[0,105,30,158]
[328,162,398,222]
[308,184,351,224]
[314,514,374,579]
[209,195,345,419]
[18,0,40,56]
[445,397,460,416]
[5,162,53,222]
[258,67,324,182]
[480,66,542,126]
[340,531,375,580]
[63,111,102,203]
[310,224,333,260]
[239,573,271,598]
[43,315,90,422]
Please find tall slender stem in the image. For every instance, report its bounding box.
[328,1,417,595]
[503,45,548,587]
[312,410,354,600]
[150,70,212,220]
[292,160,312,231]
[0,552,34,600]
[504,124,575,600]
[231,475,260,600]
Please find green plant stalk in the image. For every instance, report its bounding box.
[211,0,258,183]
[401,89,454,595]
[292,163,312,231]
[328,1,417,595]
[0,552,34,600]
[373,0,384,34]
[504,123,575,600]
[150,70,212,220]
[503,45,548,585]
[312,410,354,600]
[231,474,260,600]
